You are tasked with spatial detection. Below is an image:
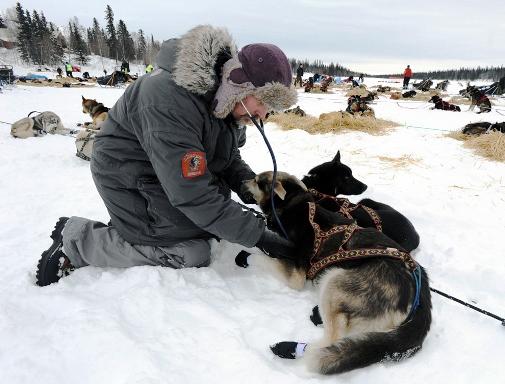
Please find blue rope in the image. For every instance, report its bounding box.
[407,265,422,320]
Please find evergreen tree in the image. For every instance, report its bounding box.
[49,23,64,64]
[69,20,89,65]
[136,29,147,64]
[31,10,43,64]
[15,2,31,63]
[117,19,135,61]
[105,5,117,60]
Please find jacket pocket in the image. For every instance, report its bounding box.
[136,177,198,235]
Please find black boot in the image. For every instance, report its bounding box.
[36,217,74,286]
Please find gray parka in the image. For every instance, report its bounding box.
[91,27,265,248]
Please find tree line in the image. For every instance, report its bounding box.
[377,66,505,81]
[290,58,359,77]
[3,2,161,66]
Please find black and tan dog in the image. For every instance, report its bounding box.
[429,95,461,112]
[320,76,333,92]
[402,90,417,98]
[376,85,391,92]
[302,151,419,251]
[462,121,505,135]
[346,95,375,117]
[240,172,432,375]
[81,96,110,129]
[304,77,314,93]
[462,86,492,113]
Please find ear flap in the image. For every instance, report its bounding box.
[82,95,85,101]
[273,181,287,200]
[333,151,341,163]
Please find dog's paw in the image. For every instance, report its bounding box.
[270,341,298,359]
[235,250,250,268]
[310,305,323,326]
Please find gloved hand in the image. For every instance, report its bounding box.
[238,182,257,205]
[255,229,295,260]
[235,250,251,268]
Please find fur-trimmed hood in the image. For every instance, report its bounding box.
[156,25,237,97]
[156,25,297,118]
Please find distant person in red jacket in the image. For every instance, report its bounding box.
[403,65,412,89]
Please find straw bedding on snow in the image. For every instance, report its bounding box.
[447,130,505,162]
[408,90,443,101]
[268,111,397,135]
[345,86,369,97]
[446,131,469,141]
[376,155,422,168]
[463,131,505,162]
[16,78,95,88]
[448,96,473,105]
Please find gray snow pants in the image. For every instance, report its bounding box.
[62,216,211,269]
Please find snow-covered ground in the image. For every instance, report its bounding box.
[1,74,505,384]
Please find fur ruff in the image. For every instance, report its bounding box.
[173,25,237,96]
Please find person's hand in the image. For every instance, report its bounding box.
[235,250,251,268]
[255,229,295,260]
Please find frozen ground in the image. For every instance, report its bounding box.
[0,75,504,384]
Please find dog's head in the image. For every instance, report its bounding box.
[243,171,308,214]
[304,151,368,196]
[82,96,98,114]
[429,95,441,103]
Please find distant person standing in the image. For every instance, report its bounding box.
[65,62,73,78]
[294,64,304,87]
[120,61,130,74]
[403,65,412,89]
[358,73,364,83]
[56,67,63,78]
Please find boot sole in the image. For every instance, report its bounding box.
[36,217,69,286]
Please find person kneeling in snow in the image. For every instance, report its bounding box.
[36,25,298,286]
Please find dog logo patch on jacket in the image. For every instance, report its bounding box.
[181,151,206,178]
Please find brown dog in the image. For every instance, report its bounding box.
[81,96,109,129]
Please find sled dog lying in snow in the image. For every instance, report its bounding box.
[346,95,375,117]
[239,171,432,375]
[462,121,505,135]
[301,151,419,251]
[429,95,461,112]
[81,96,109,129]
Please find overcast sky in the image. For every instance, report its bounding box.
[2,0,504,74]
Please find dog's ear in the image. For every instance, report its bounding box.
[333,151,341,163]
[81,95,85,101]
[273,181,287,200]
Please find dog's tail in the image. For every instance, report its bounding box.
[305,268,432,375]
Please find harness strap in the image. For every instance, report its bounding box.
[309,189,383,231]
[305,201,417,280]
[75,130,95,161]
[90,103,109,118]
[307,247,416,280]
